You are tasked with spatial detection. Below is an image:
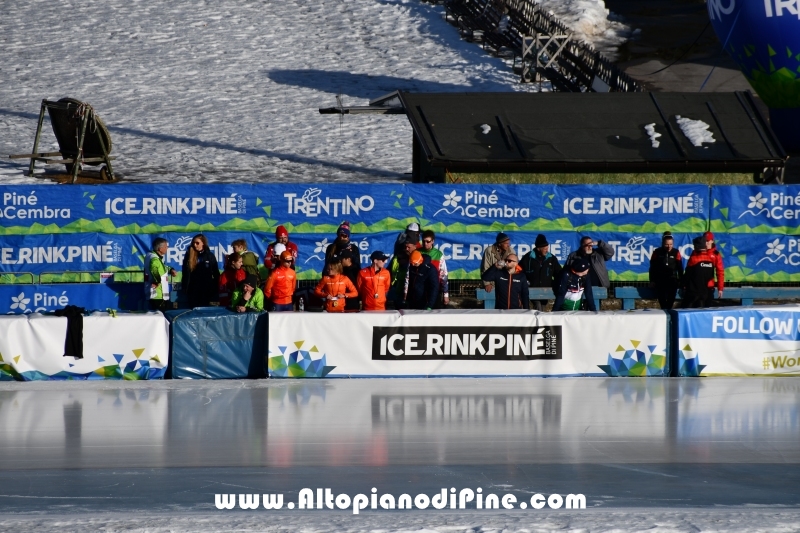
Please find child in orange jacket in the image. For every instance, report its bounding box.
[263,251,297,312]
[314,260,358,313]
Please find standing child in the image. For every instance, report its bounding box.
[553,257,597,312]
[231,239,260,284]
[219,253,246,307]
[314,260,358,313]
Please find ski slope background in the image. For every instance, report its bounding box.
[0,0,632,184]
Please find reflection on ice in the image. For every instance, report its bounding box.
[0,378,798,469]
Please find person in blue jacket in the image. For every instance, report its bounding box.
[404,251,439,310]
[480,254,530,310]
[553,256,597,312]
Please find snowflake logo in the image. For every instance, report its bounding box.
[10,292,30,311]
[766,238,785,256]
[314,238,329,254]
[748,192,767,210]
[442,190,461,208]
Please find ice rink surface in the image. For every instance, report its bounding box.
[1,377,799,531]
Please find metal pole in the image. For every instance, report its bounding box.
[72,110,89,184]
[27,100,47,177]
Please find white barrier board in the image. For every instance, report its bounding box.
[676,305,800,376]
[0,312,169,380]
[267,309,669,377]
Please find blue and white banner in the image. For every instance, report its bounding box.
[0,283,145,314]
[676,306,800,376]
[711,186,800,233]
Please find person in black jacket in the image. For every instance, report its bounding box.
[480,254,530,310]
[682,236,716,308]
[649,231,684,310]
[519,234,562,311]
[181,233,220,308]
[553,256,596,312]
[405,251,439,310]
[325,221,362,310]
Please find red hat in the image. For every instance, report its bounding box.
[276,225,289,238]
[704,231,714,241]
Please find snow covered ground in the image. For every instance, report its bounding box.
[0,0,631,184]
[2,509,800,533]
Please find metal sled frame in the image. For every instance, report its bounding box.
[10,99,116,183]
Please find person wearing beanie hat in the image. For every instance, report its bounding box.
[519,233,562,311]
[565,235,614,290]
[682,235,717,308]
[702,231,724,298]
[480,232,514,293]
[325,221,361,310]
[553,255,596,312]
[265,225,299,271]
[231,273,265,313]
[405,250,439,310]
[649,231,684,310]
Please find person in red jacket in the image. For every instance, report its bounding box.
[265,225,299,270]
[263,251,297,312]
[357,251,391,311]
[314,259,358,313]
[218,253,246,307]
[682,237,717,308]
[704,231,724,298]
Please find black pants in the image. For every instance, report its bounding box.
[149,299,170,312]
[655,280,679,310]
[682,289,710,309]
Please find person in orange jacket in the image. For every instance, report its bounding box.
[218,253,246,307]
[357,251,391,311]
[704,231,724,298]
[263,250,297,311]
[314,259,358,313]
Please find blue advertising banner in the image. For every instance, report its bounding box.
[711,186,800,234]
[0,184,710,236]
[711,233,800,283]
[0,283,145,314]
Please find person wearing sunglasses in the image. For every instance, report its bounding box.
[263,251,297,312]
[480,254,529,310]
[565,235,614,290]
[180,233,220,308]
[420,230,450,307]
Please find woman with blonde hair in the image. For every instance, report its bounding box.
[181,233,220,308]
[314,259,357,313]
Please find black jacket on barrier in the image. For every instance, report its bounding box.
[406,255,439,310]
[481,265,530,310]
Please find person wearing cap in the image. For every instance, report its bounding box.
[519,234,562,311]
[325,221,361,310]
[481,253,530,310]
[565,235,614,290]
[703,231,724,299]
[388,240,418,309]
[480,232,514,293]
[230,274,265,313]
[420,230,450,307]
[393,222,421,257]
[231,239,261,283]
[553,256,597,312]
[263,250,297,312]
[649,231,684,310]
[682,236,716,308]
[219,252,247,308]
[145,237,178,312]
[265,226,299,271]
[314,259,358,313]
[404,250,439,310]
[357,251,391,311]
